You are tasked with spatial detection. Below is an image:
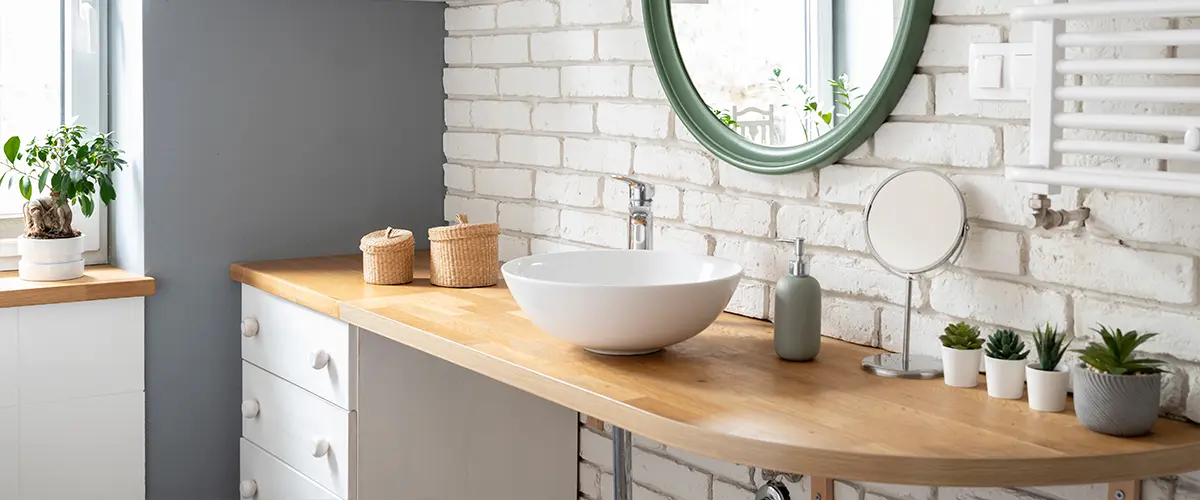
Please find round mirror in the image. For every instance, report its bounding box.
[644,0,933,173]
[865,169,967,274]
[862,168,967,380]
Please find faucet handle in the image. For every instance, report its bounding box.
[610,175,655,203]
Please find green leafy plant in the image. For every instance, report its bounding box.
[1,125,125,238]
[710,107,738,128]
[985,329,1029,360]
[1031,323,1071,371]
[766,68,862,142]
[1075,325,1166,375]
[940,322,983,350]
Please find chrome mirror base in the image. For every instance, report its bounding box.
[861,353,943,379]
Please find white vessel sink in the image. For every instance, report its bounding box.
[501,250,743,355]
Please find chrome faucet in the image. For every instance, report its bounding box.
[611,175,654,250]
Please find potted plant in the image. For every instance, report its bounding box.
[939,322,984,388]
[1027,323,1071,412]
[1073,325,1166,437]
[1,125,125,281]
[985,329,1029,399]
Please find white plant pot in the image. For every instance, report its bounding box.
[985,357,1027,399]
[942,346,983,388]
[17,234,85,281]
[1026,363,1070,412]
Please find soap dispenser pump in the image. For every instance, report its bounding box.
[774,238,822,361]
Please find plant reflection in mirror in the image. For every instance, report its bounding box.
[761,67,862,142]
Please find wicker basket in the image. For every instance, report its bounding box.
[360,227,414,285]
[428,214,499,288]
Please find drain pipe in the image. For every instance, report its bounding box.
[613,427,633,500]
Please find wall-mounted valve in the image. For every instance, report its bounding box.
[1030,194,1090,230]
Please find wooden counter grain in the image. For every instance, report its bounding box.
[231,253,1200,487]
[0,265,154,308]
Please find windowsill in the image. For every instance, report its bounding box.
[0,265,155,309]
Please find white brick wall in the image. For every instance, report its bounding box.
[444,0,1200,498]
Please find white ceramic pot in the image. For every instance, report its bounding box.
[942,346,983,388]
[1026,363,1070,412]
[17,234,85,281]
[985,357,1027,399]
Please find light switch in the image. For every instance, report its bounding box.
[971,55,1003,89]
[968,42,1034,101]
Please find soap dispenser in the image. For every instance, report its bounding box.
[774,238,822,361]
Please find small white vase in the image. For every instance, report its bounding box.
[942,346,983,388]
[985,357,1027,399]
[1026,363,1070,412]
[17,234,85,281]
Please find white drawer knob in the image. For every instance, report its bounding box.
[1187,127,1200,152]
[312,437,331,458]
[241,318,259,338]
[240,399,260,419]
[239,479,258,498]
[309,349,330,370]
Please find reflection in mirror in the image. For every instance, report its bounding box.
[672,0,905,147]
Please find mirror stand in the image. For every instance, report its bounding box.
[862,275,943,379]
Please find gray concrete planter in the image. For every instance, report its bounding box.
[1072,364,1161,437]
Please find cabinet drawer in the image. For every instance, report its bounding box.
[242,362,355,499]
[240,438,340,500]
[241,285,357,410]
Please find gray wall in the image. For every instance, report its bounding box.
[134,1,445,497]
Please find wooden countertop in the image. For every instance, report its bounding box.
[0,265,155,308]
[231,253,1200,487]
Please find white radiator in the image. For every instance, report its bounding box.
[1007,0,1200,197]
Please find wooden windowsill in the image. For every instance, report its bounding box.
[0,266,155,308]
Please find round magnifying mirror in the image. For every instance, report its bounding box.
[861,168,968,379]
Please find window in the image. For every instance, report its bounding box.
[0,0,106,269]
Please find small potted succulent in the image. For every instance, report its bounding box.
[1073,325,1166,437]
[1027,323,1072,412]
[985,329,1029,399]
[940,322,984,388]
[1,125,124,281]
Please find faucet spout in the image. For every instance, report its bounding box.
[611,175,654,250]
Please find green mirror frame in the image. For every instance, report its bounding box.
[643,0,935,174]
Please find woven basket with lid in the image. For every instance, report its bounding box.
[428,214,499,288]
[360,227,414,285]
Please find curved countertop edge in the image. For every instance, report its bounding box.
[339,303,1200,487]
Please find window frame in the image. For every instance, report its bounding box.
[0,0,109,271]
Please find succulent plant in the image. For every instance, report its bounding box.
[985,329,1029,360]
[1075,325,1166,375]
[1031,323,1071,371]
[940,322,983,350]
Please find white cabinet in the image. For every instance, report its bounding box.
[0,406,16,500]
[17,298,144,403]
[0,297,146,500]
[242,286,356,410]
[239,284,577,500]
[18,392,144,500]
[0,309,17,409]
[240,439,339,500]
[242,362,354,498]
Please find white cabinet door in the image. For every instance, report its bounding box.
[241,286,356,410]
[240,439,339,500]
[17,298,144,404]
[0,308,17,409]
[242,362,354,498]
[19,392,144,500]
[0,406,16,500]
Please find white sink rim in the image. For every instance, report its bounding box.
[501,249,743,289]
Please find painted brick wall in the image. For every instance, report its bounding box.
[442,0,1200,498]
